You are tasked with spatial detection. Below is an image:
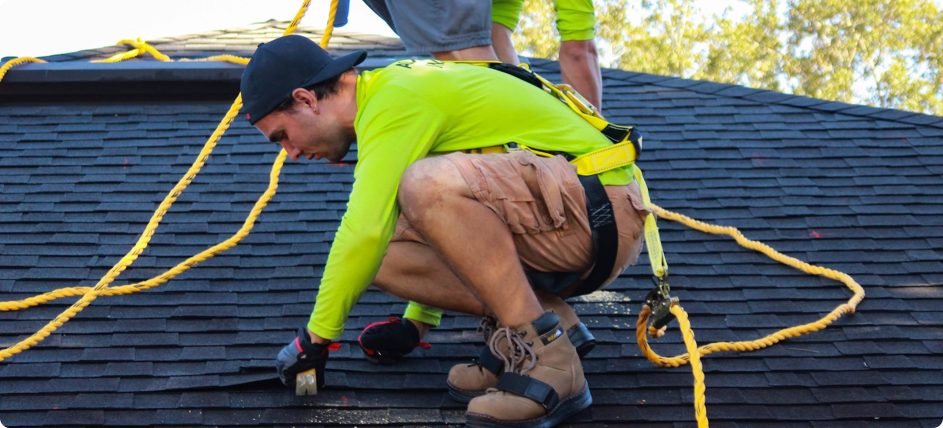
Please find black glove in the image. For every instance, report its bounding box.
[275,328,330,390]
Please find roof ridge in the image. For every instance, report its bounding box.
[602,67,943,130]
[30,19,401,62]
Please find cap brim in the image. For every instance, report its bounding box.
[301,50,367,88]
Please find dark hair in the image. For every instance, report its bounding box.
[273,67,353,112]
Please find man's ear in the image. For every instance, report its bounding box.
[291,88,318,110]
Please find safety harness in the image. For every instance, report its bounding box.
[474,62,666,299]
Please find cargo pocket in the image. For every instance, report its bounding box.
[484,152,569,235]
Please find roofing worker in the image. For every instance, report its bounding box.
[354,0,600,372]
[240,35,648,427]
[492,0,604,112]
[358,0,600,363]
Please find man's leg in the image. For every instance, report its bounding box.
[396,157,543,328]
[357,155,543,363]
[374,240,487,316]
[357,239,487,363]
[398,155,588,424]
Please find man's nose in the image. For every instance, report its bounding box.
[280,142,301,160]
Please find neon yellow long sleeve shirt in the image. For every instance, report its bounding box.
[307,59,629,339]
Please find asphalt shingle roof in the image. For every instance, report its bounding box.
[2,21,942,428]
[22,20,408,63]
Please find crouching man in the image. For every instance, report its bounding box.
[240,35,648,427]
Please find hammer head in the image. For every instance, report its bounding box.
[295,368,318,396]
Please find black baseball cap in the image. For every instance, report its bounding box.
[241,35,366,124]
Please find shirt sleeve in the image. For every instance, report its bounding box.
[307,85,448,340]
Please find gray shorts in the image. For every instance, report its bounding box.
[363,0,493,55]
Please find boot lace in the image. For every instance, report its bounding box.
[477,315,498,342]
[488,326,538,376]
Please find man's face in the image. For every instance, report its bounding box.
[254,98,352,162]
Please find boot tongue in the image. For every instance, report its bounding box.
[529,312,564,345]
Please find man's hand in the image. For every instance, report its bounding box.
[275,328,331,390]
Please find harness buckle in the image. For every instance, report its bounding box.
[645,275,678,331]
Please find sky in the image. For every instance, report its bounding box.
[0,0,757,60]
[0,0,397,58]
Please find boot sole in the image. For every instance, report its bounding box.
[447,382,485,404]
[448,322,596,404]
[465,383,593,428]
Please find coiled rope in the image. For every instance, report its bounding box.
[0,0,337,362]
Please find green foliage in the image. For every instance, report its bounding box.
[512,0,943,116]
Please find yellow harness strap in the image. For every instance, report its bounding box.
[525,68,642,176]
[460,62,667,279]
[570,140,639,176]
[457,61,641,176]
[634,167,668,278]
[468,141,639,176]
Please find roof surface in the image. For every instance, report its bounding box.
[2,21,943,428]
[24,19,408,63]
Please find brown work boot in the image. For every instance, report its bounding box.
[447,315,504,402]
[447,297,594,403]
[537,292,596,357]
[465,311,591,427]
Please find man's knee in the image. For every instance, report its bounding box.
[398,157,468,213]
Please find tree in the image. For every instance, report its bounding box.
[697,0,782,91]
[511,0,943,116]
[783,0,943,114]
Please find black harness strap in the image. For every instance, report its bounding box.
[487,62,620,297]
[575,174,618,297]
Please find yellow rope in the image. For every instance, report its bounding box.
[91,38,173,63]
[183,55,250,65]
[673,304,708,427]
[0,150,287,311]
[0,0,327,362]
[0,56,46,82]
[635,203,865,427]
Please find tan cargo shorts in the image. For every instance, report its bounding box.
[392,150,650,296]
